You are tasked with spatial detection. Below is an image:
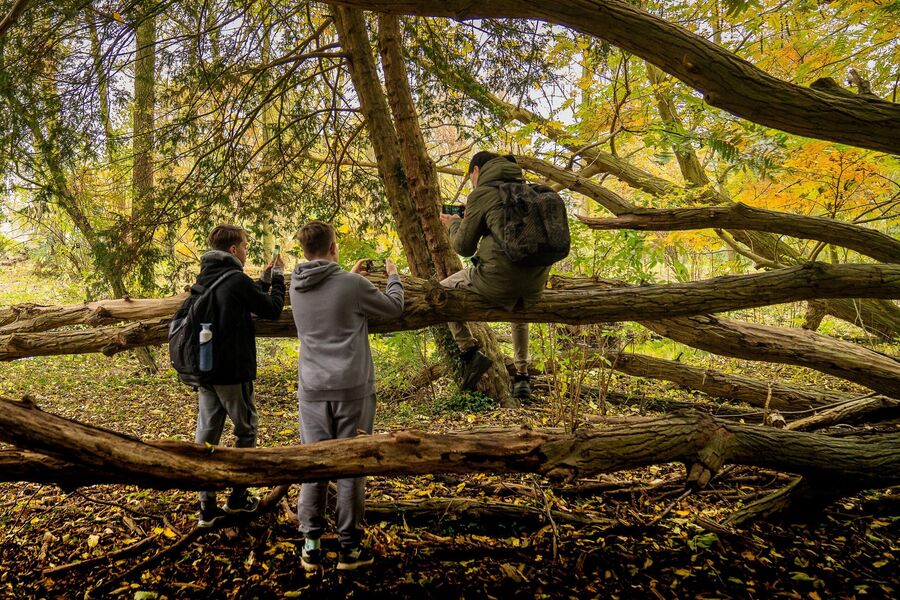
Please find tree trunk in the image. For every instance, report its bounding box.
[320,0,900,154]
[2,396,899,493]
[578,204,900,264]
[0,294,187,334]
[334,7,510,403]
[785,396,900,431]
[86,8,115,164]
[132,6,155,219]
[376,13,511,404]
[592,352,847,410]
[642,314,900,400]
[4,267,900,396]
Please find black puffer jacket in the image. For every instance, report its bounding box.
[194,250,285,384]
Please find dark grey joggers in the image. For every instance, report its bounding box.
[195,382,258,504]
[297,394,376,548]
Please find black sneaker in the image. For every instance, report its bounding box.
[224,492,260,515]
[460,349,491,391]
[300,539,322,572]
[512,373,531,400]
[197,503,227,528]
[337,546,374,571]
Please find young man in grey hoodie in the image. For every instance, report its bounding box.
[289,220,404,572]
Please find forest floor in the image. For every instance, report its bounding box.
[0,259,898,599]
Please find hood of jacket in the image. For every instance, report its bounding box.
[476,156,524,187]
[197,250,243,285]
[292,259,341,292]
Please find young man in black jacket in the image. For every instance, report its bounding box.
[193,224,286,527]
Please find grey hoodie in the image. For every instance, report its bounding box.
[290,260,404,402]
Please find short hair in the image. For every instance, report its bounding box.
[208,224,247,252]
[298,221,336,257]
[467,151,517,175]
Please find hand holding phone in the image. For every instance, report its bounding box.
[364,259,387,273]
[441,204,465,218]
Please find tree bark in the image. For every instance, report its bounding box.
[578,204,900,264]
[132,5,155,218]
[1,397,899,492]
[593,352,847,410]
[321,0,900,154]
[786,396,900,431]
[333,7,508,403]
[0,294,187,334]
[549,275,900,399]
[5,267,900,397]
[642,314,900,400]
[522,154,900,339]
[376,13,512,404]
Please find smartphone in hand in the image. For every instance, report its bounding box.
[365,259,386,273]
[441,204,465,218]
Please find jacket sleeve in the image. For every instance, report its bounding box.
[357,274,404,319]
[238,273,285,320]
[448,187,491,257]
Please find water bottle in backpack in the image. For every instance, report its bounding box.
[199,323,213,372]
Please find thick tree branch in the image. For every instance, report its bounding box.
[578,204,900,264]
[322,0,900,154]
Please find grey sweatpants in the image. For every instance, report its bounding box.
[195,382,258,504]
[440,269,530,373]
[297,394,376,547]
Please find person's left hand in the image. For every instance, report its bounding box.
[351,258,369,274]
[440,212,461,226]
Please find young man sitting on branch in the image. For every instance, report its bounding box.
[192,224,285,527]
[289,220,404,572]
[439,151,552,400]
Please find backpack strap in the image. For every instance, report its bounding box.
[191,270,240,296]
[186,270,240,319]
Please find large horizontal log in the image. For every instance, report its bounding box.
[643,314,900,398]
[323,0,900,154]
[596,352,847,410]
[549,276,900,398]
[578,204,900,264]
[1,396,898,492]
[0,294,187,335]
[786,396,900,431]
[3,263,900,361]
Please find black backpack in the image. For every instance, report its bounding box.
[168,270,238,387]
[483,180,571,267]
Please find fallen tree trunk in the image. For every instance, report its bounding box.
[578,204,900,264]
[3,263,900,359]
[592,352,848,410]
[0,294,187,334]
[1,396,899,493]
[548,276,900,398]
[640,314,900,398]
[786,396,900,431]
[8,264,898,333]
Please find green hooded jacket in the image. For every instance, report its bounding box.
[448,156,550,311]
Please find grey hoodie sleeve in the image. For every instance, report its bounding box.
[357,274,404,319]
